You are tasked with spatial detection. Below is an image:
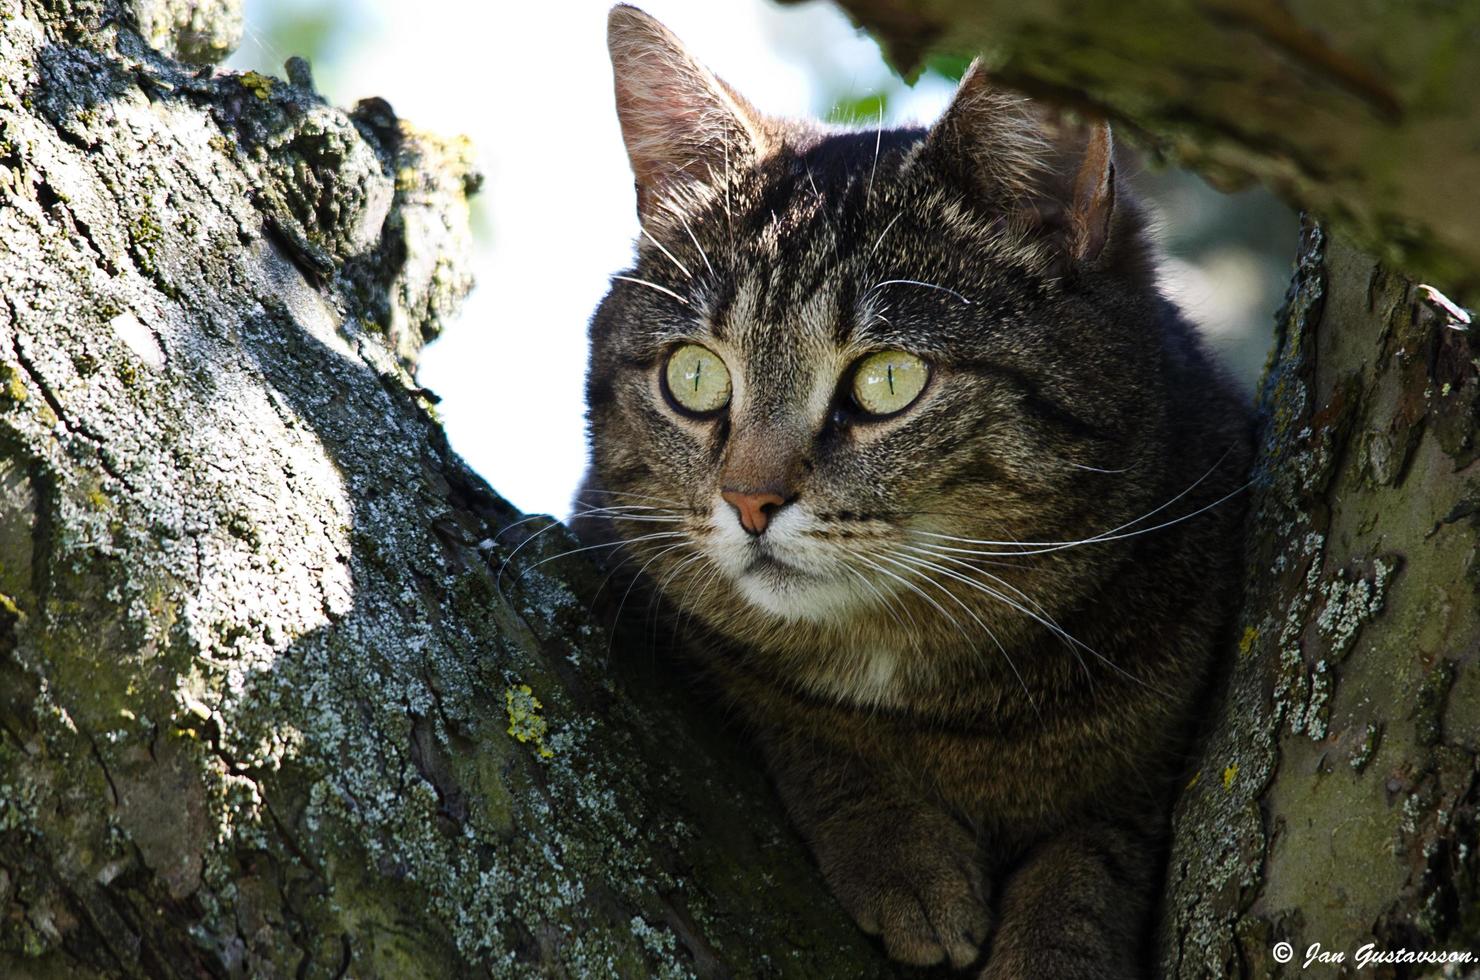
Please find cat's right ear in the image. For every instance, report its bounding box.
[607,5,770,221]
[926,63,1132,272]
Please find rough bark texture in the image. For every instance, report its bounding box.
[5,0,1478,977]
[1162,221,1480,977]
[0,1,887,976]
[808,0,1480,294]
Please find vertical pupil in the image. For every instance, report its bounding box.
[887,363,895,395]
[693,357,702,393]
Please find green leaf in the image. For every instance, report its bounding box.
[825,92,889,125]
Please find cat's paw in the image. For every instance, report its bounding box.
[826,838,992,968]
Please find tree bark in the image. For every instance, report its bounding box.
[5,0,1478,978]
[1162,219,1480,978]
[0,1,887,976]
[807,0,1480,294]
[830,2,1480,976]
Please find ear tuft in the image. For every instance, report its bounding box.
[607,5,768,220]
[927,65,1126,271]
[925,61,1051,206]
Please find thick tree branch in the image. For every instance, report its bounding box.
[0,1,886,975]
[810,0,1480,293]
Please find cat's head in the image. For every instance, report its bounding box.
[582,6,1217,683]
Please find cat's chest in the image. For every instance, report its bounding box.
[833,701,1131,828]
[757,647,1147,825]
[797,643,908,709]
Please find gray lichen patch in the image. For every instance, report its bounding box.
[1315,558,1392,661]
[1164,225,1480,976]
[1278,555,1396,741]
[0,2,886,976]
[1349,721,1381,773]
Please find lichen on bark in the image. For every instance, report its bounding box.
[0,1,886,976]
[1160,220,1480,977]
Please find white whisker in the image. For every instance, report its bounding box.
[866,279,973,305]
[836,556,915,635]
[491,512,568,544]
[866,102,883,203]
[854,553,960,639]
[855,551,1007,701]
[610,540,694,635]
[1066,461,1133,474]
[673,209,715,278]
[902,546,1175,699]
[894,550,1094,682]
[673,558,726,643]
[916,478,1251,559]
[612,275,691,307]
[603,539,698,662]
[723,135,733,237]
[504,530,684,587]
[575,488,690,508]
[869,213,901,259]
[872,552,1037,716]
[644,549,709,633]
[913,450,1245,554]
[494,514,579,585]
[568,506,686,525]
[673,554,721,635]
[638,227,693,280]
[570,502,677,516]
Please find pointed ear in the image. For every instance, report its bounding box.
[1068,122,1115,263]
[923,61,1050,207]
[926,65,1125,270]
[607,5,770,220]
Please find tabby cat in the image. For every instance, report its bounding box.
[576,7,1252,977]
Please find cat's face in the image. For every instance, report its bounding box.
[583,7,1170,673]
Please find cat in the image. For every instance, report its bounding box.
[575,6,1253,977]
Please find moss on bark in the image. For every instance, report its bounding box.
[0,1,887,975]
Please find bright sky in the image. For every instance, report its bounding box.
[236,0,956,518]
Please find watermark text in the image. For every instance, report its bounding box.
[1270,941,1475,970]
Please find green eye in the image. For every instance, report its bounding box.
[851,350,929,417]
[664,343,732,414]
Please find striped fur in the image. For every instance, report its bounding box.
[577,7,1253,976]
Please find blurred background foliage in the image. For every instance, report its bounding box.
[228,0,1296,516]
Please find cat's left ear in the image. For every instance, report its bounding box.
[607,5,771,221]
[1066,121,1115,264]
[926,63,1124,269]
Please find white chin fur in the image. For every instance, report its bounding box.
[708,497,867,623]
[735,571,861,623]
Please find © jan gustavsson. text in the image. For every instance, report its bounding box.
[1301,942,1475,970]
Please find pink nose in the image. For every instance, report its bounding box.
[721,490,787,536]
